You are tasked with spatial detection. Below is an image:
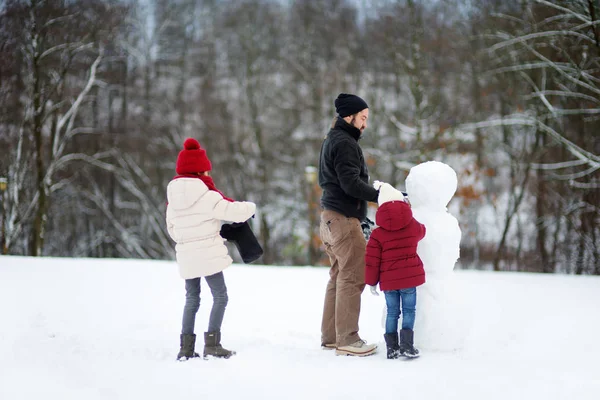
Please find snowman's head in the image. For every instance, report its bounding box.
[405,161,457,209]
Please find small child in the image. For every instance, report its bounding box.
[166,138,256,360]
[365,181,426,359]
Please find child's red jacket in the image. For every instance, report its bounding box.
[365,201,426,291]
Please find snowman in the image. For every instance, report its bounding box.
[406,161,465,351]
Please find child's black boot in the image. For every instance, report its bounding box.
[177,333,200,361]
[384,332,401,359]
[203,331,236,359]
[399,329,420,358]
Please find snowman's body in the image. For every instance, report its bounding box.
[407,161,464,351]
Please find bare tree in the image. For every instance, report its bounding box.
[1,0,126,255]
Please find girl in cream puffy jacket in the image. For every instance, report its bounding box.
[167,138,255,361]
[166,175,256,279]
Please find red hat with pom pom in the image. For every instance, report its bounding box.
[176,138,212,174]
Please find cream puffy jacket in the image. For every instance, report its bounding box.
[166,178,256,279]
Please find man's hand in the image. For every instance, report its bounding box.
[369,285,379,296]
[373,180,396,194]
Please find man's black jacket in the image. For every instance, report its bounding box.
[318,117,379,222]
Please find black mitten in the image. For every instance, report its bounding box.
[220,221,263,264]
[361,217,375,241]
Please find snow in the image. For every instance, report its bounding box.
[1,256,600,400]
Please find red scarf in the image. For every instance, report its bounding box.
[173,174,234,202]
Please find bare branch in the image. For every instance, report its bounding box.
[488,30,595,53]
[525,90,600,105]
[51,45,103,168]
[459,116,600,170]
[387,113,418,136]
[570,179,600,189]
[42,13,80,30]
[50,151,117,175]
[533,0,589,24]
[547,165,600,180]
[531,160,589,170]
[486,61,578,76]
[39,41,94,60]
[79,189,151,259]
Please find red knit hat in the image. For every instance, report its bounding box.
[176,138,212,174]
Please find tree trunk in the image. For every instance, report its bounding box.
[493,99,539,271]
[536,130,551,272]
[575,215,587,275]
[31,46,47,256]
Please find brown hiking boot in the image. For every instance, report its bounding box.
[335,339,377,357]
[176,334,200,361]
[203,331,236,359]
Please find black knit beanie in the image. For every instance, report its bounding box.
[335,93,369,118]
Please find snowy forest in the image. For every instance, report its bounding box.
[0,0,598,274]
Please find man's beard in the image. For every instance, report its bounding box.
[350,116,365,132]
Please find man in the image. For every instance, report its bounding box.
[318,93,379,356]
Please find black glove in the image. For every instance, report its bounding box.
[220,221,263,264]
[401,191,410,205]
[361,217,374,241]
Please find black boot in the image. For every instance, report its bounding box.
[384,333,401,359]
[399,329,420,358]
[203,332,236,359]
[177,334,200,361]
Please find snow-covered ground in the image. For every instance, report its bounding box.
[1,256,599,400]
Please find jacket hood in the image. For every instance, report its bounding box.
[375,201,413,231]
[167,178,208,211]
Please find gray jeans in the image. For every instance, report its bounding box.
[181,272,228,335]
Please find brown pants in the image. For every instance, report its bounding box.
[320,209,366,347]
